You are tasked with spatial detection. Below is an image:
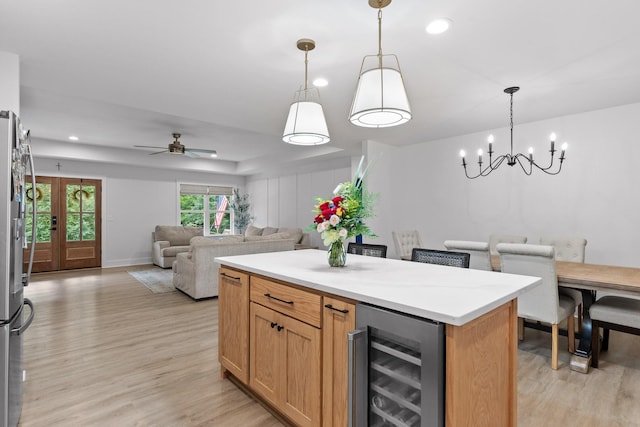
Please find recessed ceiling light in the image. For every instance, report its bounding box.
[426,18,452,35]
[68,135,79,141]
[313,78,328,87]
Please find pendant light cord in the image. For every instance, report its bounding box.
[509,91,514,156]
[377,8,383,68]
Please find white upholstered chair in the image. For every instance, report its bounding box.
[497,243,576,370]
[443,240,492,271]
[489,234,527,256]
[540,236,587,332]
[392,230,423,260]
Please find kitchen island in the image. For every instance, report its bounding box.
[216,249,540,427]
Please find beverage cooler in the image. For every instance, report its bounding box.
[348,303,444,427]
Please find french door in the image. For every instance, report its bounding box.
[25,176,102,272]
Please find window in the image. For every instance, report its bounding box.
[179,184,233,235]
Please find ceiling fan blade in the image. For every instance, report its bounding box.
[186,148,217,158]
[149,150,168,155]
[184,151,199,159]
[134,145,167,149]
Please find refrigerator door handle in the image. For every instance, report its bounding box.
[12,298,34,336]
[23,142,36,286]
[348,328,367,427]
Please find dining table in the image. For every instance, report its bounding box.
[491,256,640,373]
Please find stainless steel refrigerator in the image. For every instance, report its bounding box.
[1,111,36,427]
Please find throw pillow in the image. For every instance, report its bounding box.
[277,228,303,244]
[245,225,263,237]
[262,227,279,236]
[245,232,292,242]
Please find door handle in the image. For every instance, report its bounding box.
[12,298,35,336]
[348,329,367,427]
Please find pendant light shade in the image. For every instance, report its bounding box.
[349,0,411,128]
[349,56,411,127]
[283,39,330,145]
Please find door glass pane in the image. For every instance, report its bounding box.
[82,185,96,211]
[26,183,51,214]
[67,185,81,212]
[26,214,52,243]
[66,213,81,241]
[82,213,96,240]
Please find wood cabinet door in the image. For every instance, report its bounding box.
[218,268,249,384]
[249,302,281,407]
[280,314,322,427]
[322,297,356,427]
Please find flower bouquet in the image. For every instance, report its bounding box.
[309,157,377,267]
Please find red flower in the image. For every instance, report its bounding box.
[322,208,332,219]
[318,201,330,211]
[314,215,324,224]
[332,196,343,205]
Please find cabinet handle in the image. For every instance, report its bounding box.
[325,304,349,314]
[277,325,284,332]
[221,272,241,282]
[264,293,294,305]
[270,322,277,328]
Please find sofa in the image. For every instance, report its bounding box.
[152,225,203,268]
[172,234,295,299]
[244,225,313,250]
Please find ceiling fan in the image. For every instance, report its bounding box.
[134,133,217,158]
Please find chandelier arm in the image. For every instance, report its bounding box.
[514,154,534,176]
[529,156,565,175]
[462,154,508,179]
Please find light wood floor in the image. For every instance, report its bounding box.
[19,267,640,426]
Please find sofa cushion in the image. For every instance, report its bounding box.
[161,245,191,257]
[245,225,263,237]
[244,232,292,242]
[154,225,203,246]
[276,227,303,244]
[262,227,279,236]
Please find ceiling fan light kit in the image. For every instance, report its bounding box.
[283,38,331,145]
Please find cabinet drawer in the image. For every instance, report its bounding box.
[251,276,321,328]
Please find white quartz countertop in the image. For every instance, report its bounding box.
[215,249,541,326]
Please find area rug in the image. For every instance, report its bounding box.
[128,268,175,293]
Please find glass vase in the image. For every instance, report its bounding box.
[328,240,347,267]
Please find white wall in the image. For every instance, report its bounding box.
[34,158,244,267]
[0,51,20,115]
[372,102,640,266]
[247,165,351,249]
[251,103,640,268]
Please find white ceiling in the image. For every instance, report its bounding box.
[2,0,640,175]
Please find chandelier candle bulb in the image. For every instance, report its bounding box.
[528,147,534,161]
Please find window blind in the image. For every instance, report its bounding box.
[179,184,233,196]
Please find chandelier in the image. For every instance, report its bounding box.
[283,38,330,145]
[349,0,411,128]
[460,87,568,179]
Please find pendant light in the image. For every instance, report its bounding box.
[283,38,330,145]
[349,0,412,128]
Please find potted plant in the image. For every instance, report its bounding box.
[230,189,253,235]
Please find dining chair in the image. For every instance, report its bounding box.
[392,230,423,260]
[540,236,588,333]
[589,296,640,368]
[488,234,527,256]
[411,248,470,268]
[443,240,491,271]
[496,243,575,370]
[346,243,387,258]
